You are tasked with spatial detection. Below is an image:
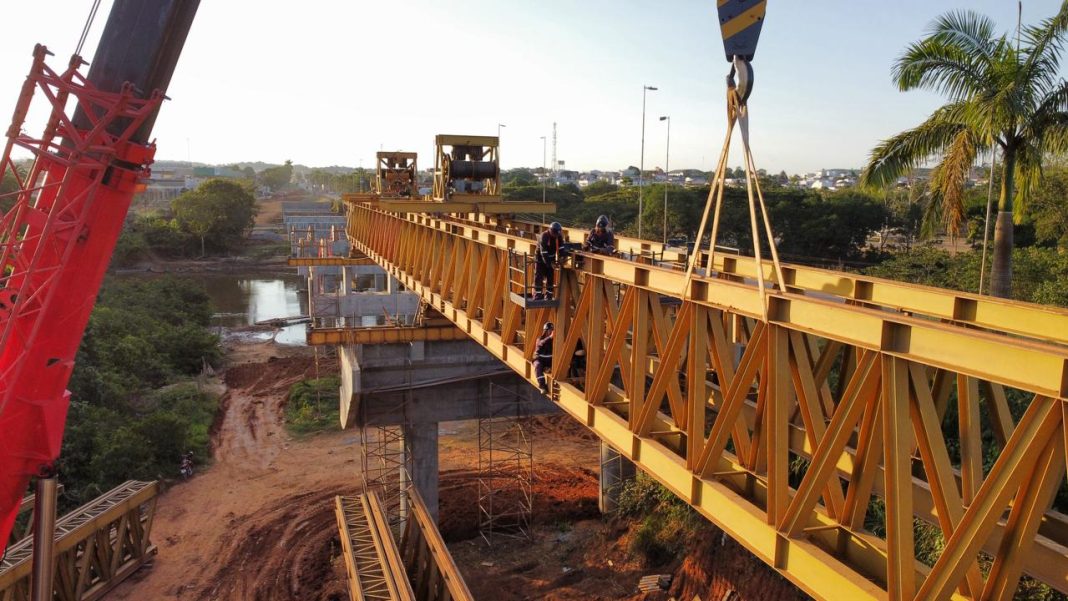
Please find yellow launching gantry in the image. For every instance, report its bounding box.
[432,134,500,201]
[345,135,555,215]
[374,151,419,198]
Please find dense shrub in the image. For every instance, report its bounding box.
[57,277,221,510]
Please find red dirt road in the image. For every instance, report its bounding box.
[109,342,605,600]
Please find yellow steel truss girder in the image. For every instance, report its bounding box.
[348,228,915,596]
[345,203,1068,600]
[306,324,466,346]
[350,208,1068,399]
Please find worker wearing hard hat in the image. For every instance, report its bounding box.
[585,215,616,255]
[534,222,564,299]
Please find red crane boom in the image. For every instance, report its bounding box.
[0,0,199,552]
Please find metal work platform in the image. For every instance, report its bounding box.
[345,202,1068,600]
[0,480,158,601]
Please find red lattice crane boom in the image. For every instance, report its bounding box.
[0,0,199,552]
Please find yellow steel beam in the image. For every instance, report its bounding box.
[335,494,416,601]
[347,239,920,598]
[307,324,465,346]
[435,134,498,147]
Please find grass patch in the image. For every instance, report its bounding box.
[285,377,341,436]
[241,241,289,259]
[616,473,704,567]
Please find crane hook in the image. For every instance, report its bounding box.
[726,57,754,105]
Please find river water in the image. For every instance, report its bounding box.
[193,274,308,345]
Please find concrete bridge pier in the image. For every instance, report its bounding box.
[403,421,440,522]
[344,337,556,524]
[599,442,636,513]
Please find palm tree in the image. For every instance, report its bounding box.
[861,5,1068,298]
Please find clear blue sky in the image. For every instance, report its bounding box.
[0,1,1064,173]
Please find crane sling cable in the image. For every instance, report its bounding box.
[683,60,784,320]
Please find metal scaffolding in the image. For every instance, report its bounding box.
[477,384,534,543]
[360,422,410,535]
[359,357,416,536]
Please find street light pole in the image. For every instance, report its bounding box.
[659,115,670,244]
[540,136,547,204]
[497,123,505,170]
[639,85,658,240]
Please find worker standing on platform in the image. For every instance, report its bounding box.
[534,222,564,299]
[585,215,616,255]
[533,322,554,393]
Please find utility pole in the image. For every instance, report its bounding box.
[660,115,670,244]
[551,122,558,180]
[639,85,657,240]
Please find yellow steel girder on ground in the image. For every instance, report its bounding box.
[306,324,466,346]
[335,493,415,601]
[400,488,474,601]
[345,202,1068,600]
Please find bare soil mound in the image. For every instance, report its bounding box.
[192,487,356,601]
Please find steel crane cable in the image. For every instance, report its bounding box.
[684,60,784,321]
[75,0,103,57]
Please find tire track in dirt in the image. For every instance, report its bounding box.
[111,349,357,601]
[212,357,322,468]
[193,487,357,601]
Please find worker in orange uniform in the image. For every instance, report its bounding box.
[533,322,554,393]
[534,222,564,299]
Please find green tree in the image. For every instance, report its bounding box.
[172,179,257,256]
[502,168,537,188]
[584,180,619,197]
[1029,166,1068,248]
[861,5,1068,297]
[259,159,293,192]
[0,165,27,213]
